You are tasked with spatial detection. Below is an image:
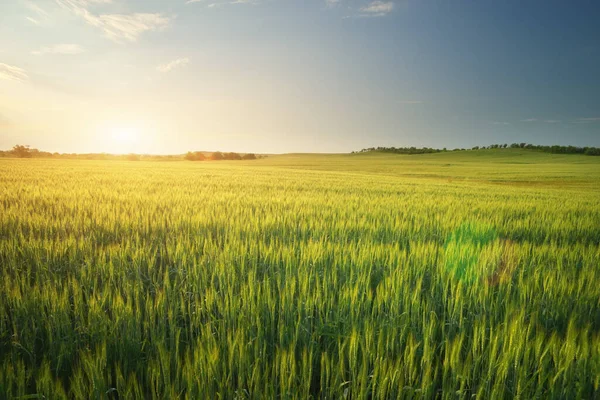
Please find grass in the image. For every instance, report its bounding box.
[1,150,599,399]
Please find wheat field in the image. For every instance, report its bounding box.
[1,151,599,399]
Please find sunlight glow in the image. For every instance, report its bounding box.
[108,127,140,154]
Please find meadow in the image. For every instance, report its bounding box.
[0,150,599,399]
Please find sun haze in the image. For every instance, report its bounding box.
[1,0,599,154]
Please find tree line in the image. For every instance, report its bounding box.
[4,143,599,159]
[355,147,443,155]
[356,143,600,156]
[1,145,262,160]
[184,151,258,161]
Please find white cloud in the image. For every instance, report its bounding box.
[95,13,171,42]
[62,0,114,4]
[24,1,50,18]
[26,16,40,25]
[32,44,86,55]
[157,57,190,73]
[521,118,537,122]
[360,1,394,16]
[187,0,261,6]
[544,120,560,123]
[24,1,50,25]
[573,117,600,124]
[325,0,341,6]
[56,0,171,43]
[0,63,29,83]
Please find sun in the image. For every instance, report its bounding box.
[111,128,138,144]
[109,128,140,153]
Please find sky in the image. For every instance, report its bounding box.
[0,0,599,154]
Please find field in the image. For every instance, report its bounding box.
[1,150,599,399]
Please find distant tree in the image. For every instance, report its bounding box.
[11,144,33,158]
[584,148,600,156]
[185,151,206,161]
[356,144,600,156]
[242,153,257,160]
[224,152,242,160]
[127,153,140,161]
[210,151,224,161]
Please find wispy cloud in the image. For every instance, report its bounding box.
[325,0,341,7]
[32,44,85,55]
[491,121,511,126]
[94,13,171,42]
[56,0,171,43]
[574,117,600,122]
[187,0,261,6]
[26,16,40,25]
[360,1,394,17]
[157,57,190,73]
[24,0,50,25]
[24,1,50,18]
[521,118,594,124]
[0,63,29,83]
[62,0,114,4]
[521,118,564,123]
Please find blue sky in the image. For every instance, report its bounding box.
[0,0,599,153]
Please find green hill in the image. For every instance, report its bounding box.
[247,149,600,188]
